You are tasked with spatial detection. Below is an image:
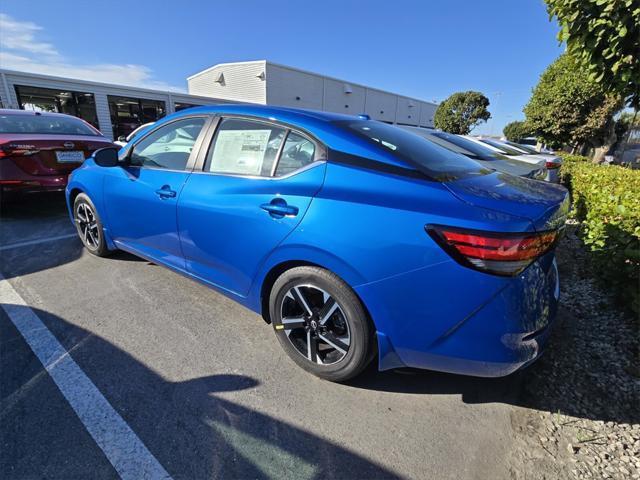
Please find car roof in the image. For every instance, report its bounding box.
[180,103,361,124]
[157,104,414,169]
[0,108,78,118]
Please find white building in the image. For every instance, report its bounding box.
[0,69,228,140]
[0,61,437,140]
[188,60,437,127]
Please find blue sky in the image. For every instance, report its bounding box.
[0,0,563,134]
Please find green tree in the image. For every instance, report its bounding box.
[433,91,491,134]
[545,0,640,109]
[503,121,533,142]
[524,53,622,160]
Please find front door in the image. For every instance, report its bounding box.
[103,115,209,268]
[178,117,326,295]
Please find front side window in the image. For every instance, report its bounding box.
[129,117,206,170]
[206,118,286,176]
[275,132,315,176]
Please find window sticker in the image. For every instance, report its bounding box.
[209,129,272,174]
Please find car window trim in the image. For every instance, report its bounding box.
[272,129,320,177]
[119,114,214,172]
[193,114,327,179]
[270,129,290,177]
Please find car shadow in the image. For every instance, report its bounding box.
[0,192,69,220]
[1,305,400,479]
[0,193,148,280]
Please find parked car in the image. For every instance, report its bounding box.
[515,137,555,154]
[66,105,569,382]
[0,109,114,199]
[481,137,562,182]
[114,122,154,148]
[465,136,561,183]
[400,127,547,180]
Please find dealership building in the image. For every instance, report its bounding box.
[0,60,437,140]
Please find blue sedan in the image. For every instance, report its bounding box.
[66,105,569,382]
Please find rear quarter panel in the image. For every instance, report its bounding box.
[247,163,532,315]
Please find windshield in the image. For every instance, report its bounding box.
[479,138,527,155]
[336,120,490,181]
[0,113,100,136]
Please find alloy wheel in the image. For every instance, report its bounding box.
[75,203,100,249]
[279,284,351,365]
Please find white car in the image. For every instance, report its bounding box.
[113,122,155,148]
[516,137,554,154]
[465,136,561,183]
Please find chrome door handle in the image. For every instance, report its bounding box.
[155,186,176,199]
[260,199,298,218]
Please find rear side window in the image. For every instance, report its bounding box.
[275,132,315,176]
[130,117,206,170]
[206,118,286,176]
[0,113,99,136]
[335,120,489,181]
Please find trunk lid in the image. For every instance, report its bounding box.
[0,134,113,175]
[478,156,545,180]
[444,171,570,231]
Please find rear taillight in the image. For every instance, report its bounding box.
[427,225,559,276]
[545,161,560,169]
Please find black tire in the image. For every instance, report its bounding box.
[269,266,375,382]
[73,193,110,257]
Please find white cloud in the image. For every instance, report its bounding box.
[0,13,184,92]
[0,14,58,56]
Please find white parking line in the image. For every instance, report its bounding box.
[0,274,172,480]
[0,233,78,252]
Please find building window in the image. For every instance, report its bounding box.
[174,102,200,112]
[15,85,99,128]
[108,95,166,140]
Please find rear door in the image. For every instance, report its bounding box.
[178,116,326,295]
[103,115,210,269]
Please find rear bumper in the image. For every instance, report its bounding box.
[546,168,560,183]
[0,158,68,194]
[356,252,560,377]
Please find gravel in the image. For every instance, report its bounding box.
[509,222,640,480]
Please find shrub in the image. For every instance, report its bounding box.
[559,153,640,313]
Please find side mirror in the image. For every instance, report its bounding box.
[93,147,120,167]
[117,135,127,142]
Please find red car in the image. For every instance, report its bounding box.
[0,109,114,198]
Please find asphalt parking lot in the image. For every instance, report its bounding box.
[1,194,525,480]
